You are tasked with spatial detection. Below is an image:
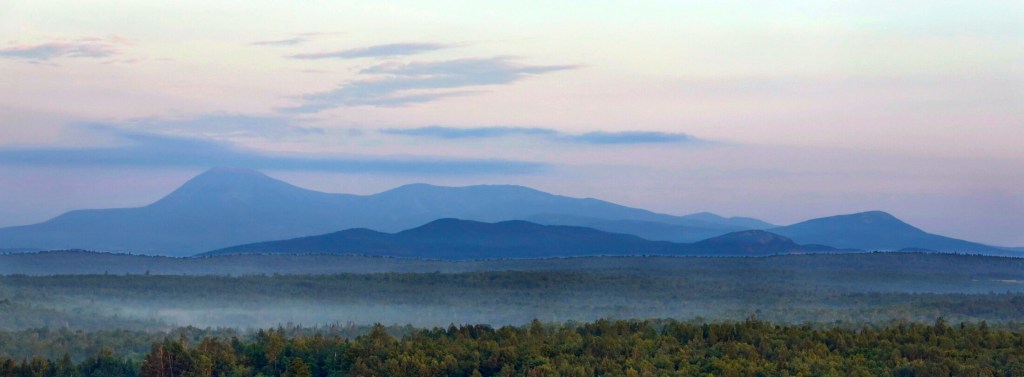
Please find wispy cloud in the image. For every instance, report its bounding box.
[381,126,699,145]
[289,43,451,59]
[282,57,578,113]
[251,37,309,46]
[567,131,696,144]
[382,126,558,139]
[359,57,575,77]
[0,127,544,175]
[0,37,126,61]
[250,32,338,47]
[121,114,324,138]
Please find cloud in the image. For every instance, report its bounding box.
[567,131,697,144]
[381,126,558,139]
[0,127,544,175]
[121,114,324,138]
[250,32,339,47]
[0,37,126,60]
[380,126,699,145]
[359,57,576,78]
[282,57,578,112]
[251,37,309,46]
[289,43,450,59]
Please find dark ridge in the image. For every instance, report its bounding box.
[203,219,836,259]
[203,218,685,259]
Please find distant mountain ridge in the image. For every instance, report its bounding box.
[770,211,1006,254]
[523,214,753,243]
[0,168,773,256]
[0,168,1013,257]
[0,247,39,254]
[678,212,775,229]
[202,219,828,259]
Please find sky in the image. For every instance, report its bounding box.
[0,1,1022,245]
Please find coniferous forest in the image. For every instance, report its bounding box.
[2,319,1024,376]
[1,253,1023,376]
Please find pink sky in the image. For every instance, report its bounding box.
[0,1,1021,245]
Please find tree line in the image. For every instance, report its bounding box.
[2,318,1022,376]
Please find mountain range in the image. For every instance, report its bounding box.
[0,167,1015,257]
[0,168,774,256]
[201,219,832,259]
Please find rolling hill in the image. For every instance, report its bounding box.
[202,219,828,259]
[523,214,751,243]
[203,219,684,259]
[690,230,839,255]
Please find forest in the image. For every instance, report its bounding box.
[2,319,1023,376]
[2,268,1024,331]
[2,252,1024,375]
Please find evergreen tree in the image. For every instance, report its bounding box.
[283,357,312,377]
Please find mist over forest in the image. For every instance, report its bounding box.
[2,252,1022,331]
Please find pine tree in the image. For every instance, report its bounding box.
[284,357,312,377]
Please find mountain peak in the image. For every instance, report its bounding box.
[189,167,272,184]
[777,211,920,234]
[679,212,775,229]
[855,210,899,220]
[149,167,312,208]
[684,212,727,222]
[826,211,911,228]
[168,167,283,194]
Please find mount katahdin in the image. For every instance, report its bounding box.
[0,167,1012,257]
